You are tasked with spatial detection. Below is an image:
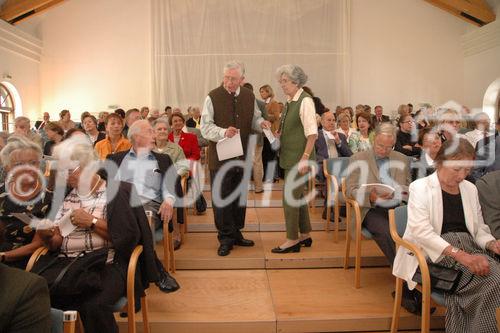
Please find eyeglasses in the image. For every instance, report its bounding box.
[223,76,240,83]
[11,160,39,168]
[401,120,414,124]
[375,143,394,151]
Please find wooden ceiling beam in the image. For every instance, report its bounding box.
[0,0,65,24]
[424,0,496,26]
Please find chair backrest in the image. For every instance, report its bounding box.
[324,157,350,179]
[394,205,408,238]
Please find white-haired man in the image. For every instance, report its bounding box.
[105,120,180,293]
[201,60,271,256]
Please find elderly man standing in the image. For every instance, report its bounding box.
[201,60,270,256]
[105,119,180,293]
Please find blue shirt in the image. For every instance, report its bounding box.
[115,149,174,204]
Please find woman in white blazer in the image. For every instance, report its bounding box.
[393,138,500,333]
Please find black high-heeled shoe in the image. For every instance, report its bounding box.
[300,238,313,247]
[271,242,301,253]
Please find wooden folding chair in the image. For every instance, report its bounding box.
[146,210,175,273]
[389,207,445,333]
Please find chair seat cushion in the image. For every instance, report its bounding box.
[50,308,64,333]
[361,227,373,239]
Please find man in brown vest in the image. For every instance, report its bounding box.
[201,60,271,256]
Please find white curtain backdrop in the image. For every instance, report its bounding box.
[152,0,350,111]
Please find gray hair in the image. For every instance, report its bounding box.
[14,116,30,126]
[152,117,170,129]
[127,119,150,143]
[0,135,42,167]
[52,135,97,167]
[276,65,308,88]
[223,60,245,77]
[375,122,397,140]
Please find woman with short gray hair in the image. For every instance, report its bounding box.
[272,65,318,253]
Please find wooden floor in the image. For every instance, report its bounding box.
[117,181,446,333]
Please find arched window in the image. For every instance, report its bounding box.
[0,83,14,131]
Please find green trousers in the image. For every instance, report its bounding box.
[283,168,312,240]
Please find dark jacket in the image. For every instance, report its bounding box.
[371,114,390,127]
[394,131,421,157]
[106,181,159,298]
[470,133,499,182]
[315,130,352,183]
[0,263,51,333]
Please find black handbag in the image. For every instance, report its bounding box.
[195,193,207,213]
[32,248,108,297]
[412,262,462,293]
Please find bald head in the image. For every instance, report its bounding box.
[128,119,155,151]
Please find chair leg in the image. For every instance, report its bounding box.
[325,191,331,233]
[391,277,403,333]
[169,230,176,273]
[165,229,176,273]
[421,285,431,333]
[163,222,170,270]
[343,202,351,269]
[354,216,362,289]
[334,203,340,243]
[141,296,150,333]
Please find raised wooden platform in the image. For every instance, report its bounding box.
[158,231,388,270]
[117,268,445,333]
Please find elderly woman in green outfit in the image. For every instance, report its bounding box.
[272,65,318,253]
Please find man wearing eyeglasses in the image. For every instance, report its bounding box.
[201,60,271,257]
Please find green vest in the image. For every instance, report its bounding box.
[279,90,316,169]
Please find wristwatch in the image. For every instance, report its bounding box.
[0,252,6,263]
[90,217,98,230]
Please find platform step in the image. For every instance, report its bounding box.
[156,231,389,270]
[116,268,445,333]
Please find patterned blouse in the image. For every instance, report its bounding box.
[348,131,374,153]
[54,181,112,258]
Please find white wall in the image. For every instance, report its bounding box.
[350,0,466,116]
[0,19,41,121]
[462,2,500,113]
[35,0,151,119]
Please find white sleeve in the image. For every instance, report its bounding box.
[200,96,226,142]
[299,97,318,137]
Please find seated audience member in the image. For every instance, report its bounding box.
[335,105,343,118]
[13,116,43,147]
[464,111,491,148]
[412,127,442,180]
[153,118,189,249]
[0,261,51,332]
[395,114,421,157]
[37,137,159,333]
[347,123,410,265]
[413,108,430,130]
[315,111,352,182]
[476,170,500,240]
[186,106,202,128]
[148,108,161,123]
[407,103,414,115]
[364,104,372,114]
[94,113,132,160]
[397,104,410,119]
[105,120,180,293]
[43,121,64,156]
[153,119,189,177]
[82,114,106,146]
[78,111,91,129]
[0,137,53,269]
[336,113,354,140]
[168,113,207,214]
[371,105,390,127]
[471,121,500,179]
[97,111,109,132]
[438,108,467,142]
[168,112,200,164]
[185,123,209,147]
[140,106,150,119]
[123,108,142,137]
[114,108,125,120]
[57,109,76,132]
[63,128,87,140]
[35,112,50,131]
[347,123,414,311]
[315,111,352,219]
[348,111,374,153]
[393,138,500,332]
